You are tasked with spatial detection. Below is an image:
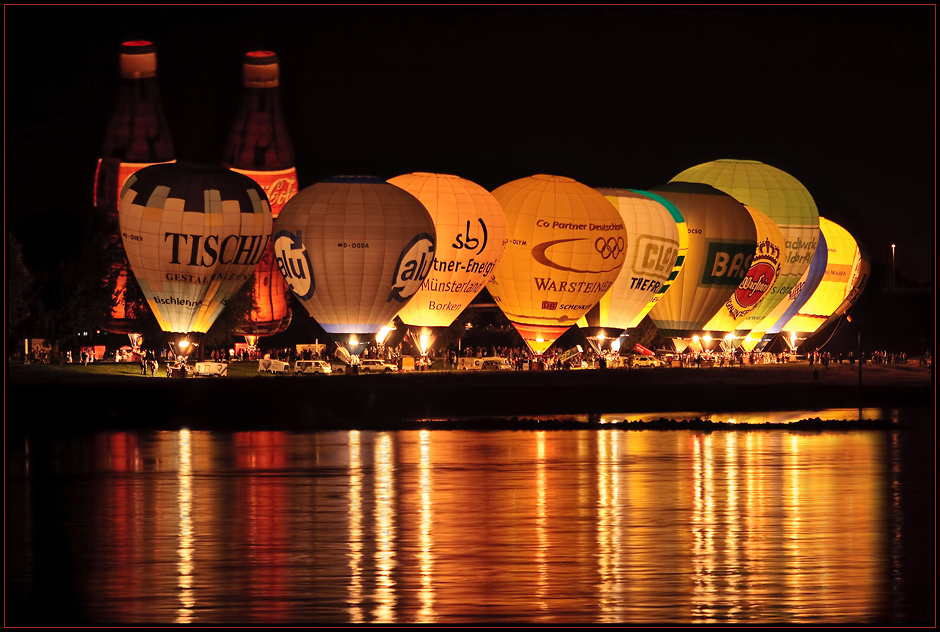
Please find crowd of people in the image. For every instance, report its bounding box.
[11,339,933,375]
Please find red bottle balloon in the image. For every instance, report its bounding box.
[94,41,176,333]
[223,50,298,344]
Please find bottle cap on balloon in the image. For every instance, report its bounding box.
[244,50,279,88]
[119,40,157,79]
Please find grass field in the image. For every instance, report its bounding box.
[7,360,280,381]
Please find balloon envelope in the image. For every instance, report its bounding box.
[779,217,870,337]
[232,168,299,341]
[703,205,787,334]
[486,174,626,355]
[273,176,436,341]
[387,173,507,330]
[577,188,686,335]
[646,182,758,341]
[118,163,272,334]
[755,228,829,347]
[670,159,820,335]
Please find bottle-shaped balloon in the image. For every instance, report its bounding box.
[223,50,298,346]
[95,41,176,334]
[486,174,626,356]
[387,173,507,354]
[273,176,437,355]
[576,188,686,352]
[118,163,273,343]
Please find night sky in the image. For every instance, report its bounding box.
[6,5,935,286]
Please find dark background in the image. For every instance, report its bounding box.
[5,5,935,352]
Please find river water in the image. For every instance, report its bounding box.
[5,407,934,625]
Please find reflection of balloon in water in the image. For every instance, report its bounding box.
[576,188,685,351]
[387,173,507,353]
[273,176,437,353]
[779,217,869,344]
[670,159,820,337]
[742,227,829,351]
[702,205,787,336]
[646,182,757,352]
[486,174,626,355]
[118,163,273,349]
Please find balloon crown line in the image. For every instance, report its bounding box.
[756,239,782,260]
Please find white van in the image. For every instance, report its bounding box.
[258,358,291,374]
[294,360,332,375]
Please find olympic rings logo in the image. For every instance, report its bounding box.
[595,237,625,259]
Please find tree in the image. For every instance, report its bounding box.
[6,234,35,350]
[14,205,119,360]
[200,274,256,357]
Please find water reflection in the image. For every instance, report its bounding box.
[594,408,886,425]
[6,409,928,625]
[177,429,193,624]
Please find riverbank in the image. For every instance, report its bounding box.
[6,360,933,434]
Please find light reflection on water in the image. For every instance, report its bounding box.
[589,408,885,425]
[6,408,930,625]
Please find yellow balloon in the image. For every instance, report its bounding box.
[670,159,820,335]
[703,205,787,334]
[118,163,272,335]
[780,217,869,336]
[646,182,757,348]
[387,173,507,329]
[273,176,437,342]
[577,188,686,337]
[486,174,626,355]
[756,229,829,345]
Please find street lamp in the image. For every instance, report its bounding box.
[891,244,896,290]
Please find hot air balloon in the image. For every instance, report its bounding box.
[387,173,507,357]
[701,205,787,349]
[575,188,686,353]
[485,174,626,356]
[778,217,870,349]
[670,159,820,338]
[742,227,829,352]
[272,176,436,360]
[118,163,273,358]
[646,182,758,353]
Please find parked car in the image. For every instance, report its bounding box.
[630,355,662,368]
[481,358,512,371]
[295,359,332,375]
[258,358,291,374]
[358,359,398,374]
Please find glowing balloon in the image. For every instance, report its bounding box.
[702,205,786,334]
[273,176,436,347]
[232,245,292,340]
[743,227,829,351]
[118,163,272,338]
[577,188,686,346]
[387,172,507,350]
[670,159,820,335]
[779,217,869,339]
[646,182,757,349]
[485,175,626,355]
